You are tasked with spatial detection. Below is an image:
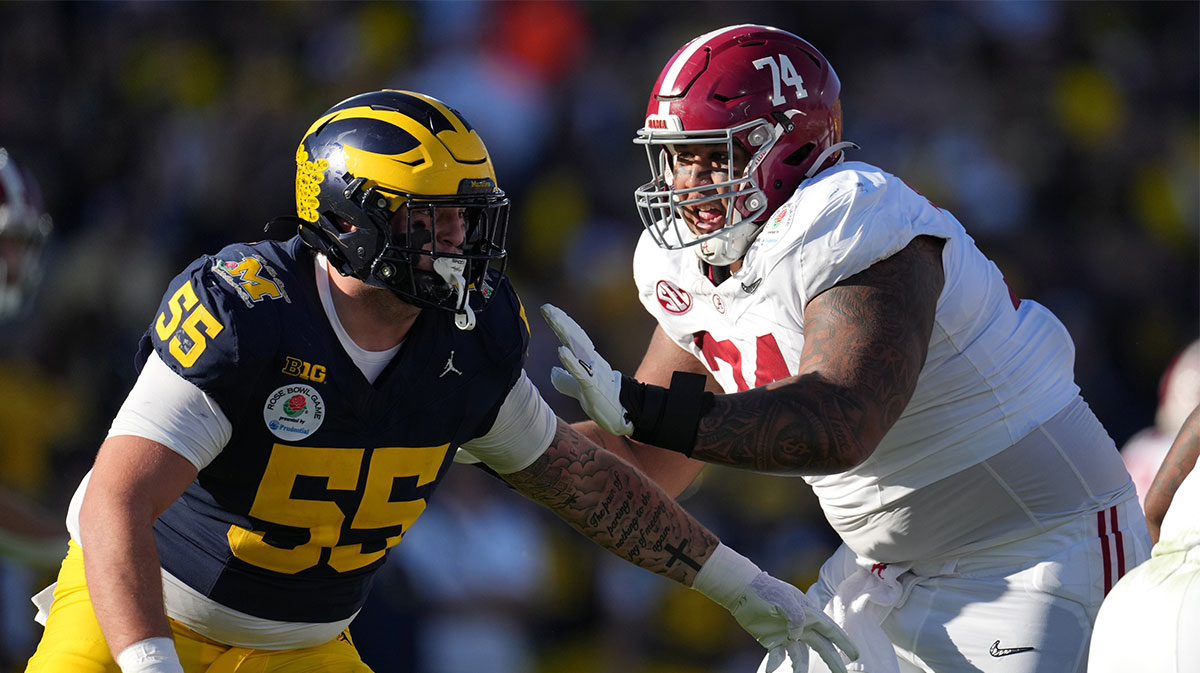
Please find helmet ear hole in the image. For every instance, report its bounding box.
[783,143,814,166]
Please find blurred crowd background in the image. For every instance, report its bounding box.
[0,1,1196,672]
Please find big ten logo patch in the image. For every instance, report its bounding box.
[282,356,326,383]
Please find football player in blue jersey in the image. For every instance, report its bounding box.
[23,90,858,673]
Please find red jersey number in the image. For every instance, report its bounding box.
[693,331,790,391]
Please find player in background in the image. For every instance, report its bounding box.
[0,148,52,325]
[1118,339,1200,511]
[0,147,67,672]
[23,90,856,673]
[544,24,1149,673]
[1088,401,1199,672]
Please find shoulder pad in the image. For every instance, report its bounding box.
[145,241,297,389]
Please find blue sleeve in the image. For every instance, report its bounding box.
[139,248,282,416]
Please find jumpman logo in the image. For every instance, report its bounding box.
[440,350,462,378]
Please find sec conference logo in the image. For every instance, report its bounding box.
[263,384,325,441]
[655,280,692,314]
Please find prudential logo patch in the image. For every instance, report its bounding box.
[264,384,325,441]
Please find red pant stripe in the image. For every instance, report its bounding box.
[1097,509,1113,594]
[1110,506,1126,578]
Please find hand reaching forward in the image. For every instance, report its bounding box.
[694,545,860,673]
[540,303,633,436]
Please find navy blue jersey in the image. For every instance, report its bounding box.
[139,237,529,622]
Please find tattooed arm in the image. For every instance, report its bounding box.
[502,417,717,584]
[690,235,945,474]
[542,235,944,477]
[502,417,860,672]
[571,326,720,499]
[1143,403,1200,544]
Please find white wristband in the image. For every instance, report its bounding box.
[115,637,184,673]
[691,542,763,609]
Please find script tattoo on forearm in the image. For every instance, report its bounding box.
[692,236,945,474]
[503,418,717,585]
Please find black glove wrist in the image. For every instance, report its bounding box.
[618,371,714,456]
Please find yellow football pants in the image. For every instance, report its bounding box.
[25,541,373,672]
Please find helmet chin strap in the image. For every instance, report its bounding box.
[693,140,860,267]
[693,218,762,267]
[432,256,476,330]
[688,122,781,268]
[690,185,768,267]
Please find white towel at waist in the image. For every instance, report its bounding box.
[822,558,958,673]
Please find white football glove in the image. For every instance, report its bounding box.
[694,544,859,673]
[540,303,633,436]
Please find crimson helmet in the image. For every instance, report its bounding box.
[295,90,509,330]
[0,148,52,322]
[634,25,852,266]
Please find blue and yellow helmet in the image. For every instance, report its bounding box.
[295,89,508,316]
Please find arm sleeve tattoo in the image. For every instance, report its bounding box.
[502,418,718,586]
[691,235,946,474]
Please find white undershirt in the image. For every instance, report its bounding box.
[314,254,400,383]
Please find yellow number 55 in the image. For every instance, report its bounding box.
[227,443,449,574]
[155,281,225,368]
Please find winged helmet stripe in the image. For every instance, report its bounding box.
[656,24,756,117]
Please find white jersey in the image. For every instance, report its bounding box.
[634,162,1134,562]
[1160,467,1200,544]
[1088,457,1197,673]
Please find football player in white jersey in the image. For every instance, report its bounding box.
[544,24,1150,673]
[1089,402,1200,672]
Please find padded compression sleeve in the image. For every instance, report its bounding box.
[620,371,714,455]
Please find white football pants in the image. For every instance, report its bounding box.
[758,496,1150,673]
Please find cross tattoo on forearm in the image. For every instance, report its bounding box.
[664,538,702,571]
